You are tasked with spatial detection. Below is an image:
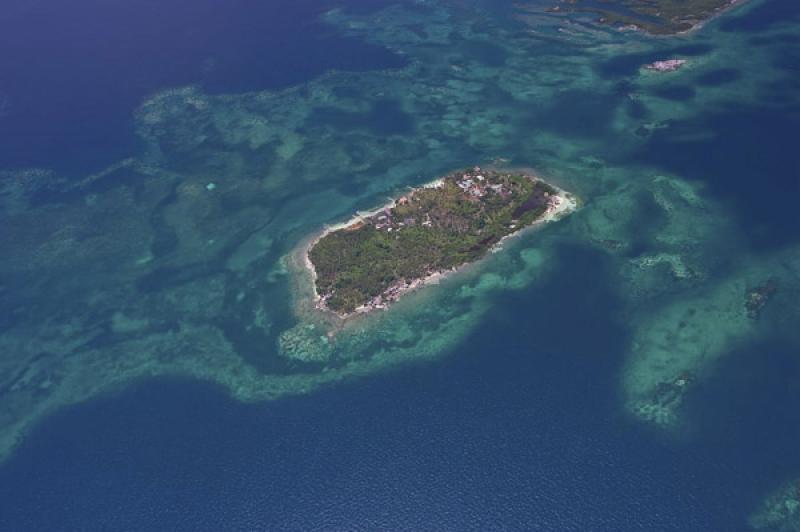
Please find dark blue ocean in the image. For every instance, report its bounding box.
[0,0,404,175]
[2,246,800,530]
[1,0,800,530]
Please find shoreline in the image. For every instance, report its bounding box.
[300,173,577,323]
[645,0,752,37]
[674,0,751,36]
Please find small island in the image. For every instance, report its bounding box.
[643,59,688,73]
[306,168,576,317]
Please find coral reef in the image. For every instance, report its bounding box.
[746,279,779,320]
[750,480,800,531]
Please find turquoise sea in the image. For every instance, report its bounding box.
[1,0,799,530]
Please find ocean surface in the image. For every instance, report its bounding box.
[4,248,800,531]
[1,0,800,530]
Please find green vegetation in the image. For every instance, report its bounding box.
[554,0,741,34]
[309,169,558,314]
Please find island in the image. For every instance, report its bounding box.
[548,0,747,34]
[305,168,577,317]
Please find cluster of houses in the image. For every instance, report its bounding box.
[356,273,440,313]
[358,280,410,311]
[372,205,427,232]
[372,210,395,231]
[367,167,523,235]
[454,168,508,199]
[370,186,432,232]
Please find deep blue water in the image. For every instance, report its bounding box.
[1,246,799,531]
[634,101,800,250]
[0,0,404,175]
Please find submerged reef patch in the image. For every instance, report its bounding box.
[750,480,800,531]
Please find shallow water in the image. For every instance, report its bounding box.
[1,0,799,529]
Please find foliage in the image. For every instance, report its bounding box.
[309,170,556,313]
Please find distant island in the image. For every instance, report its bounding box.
[549,0,747,34]
[305,168,576,317]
